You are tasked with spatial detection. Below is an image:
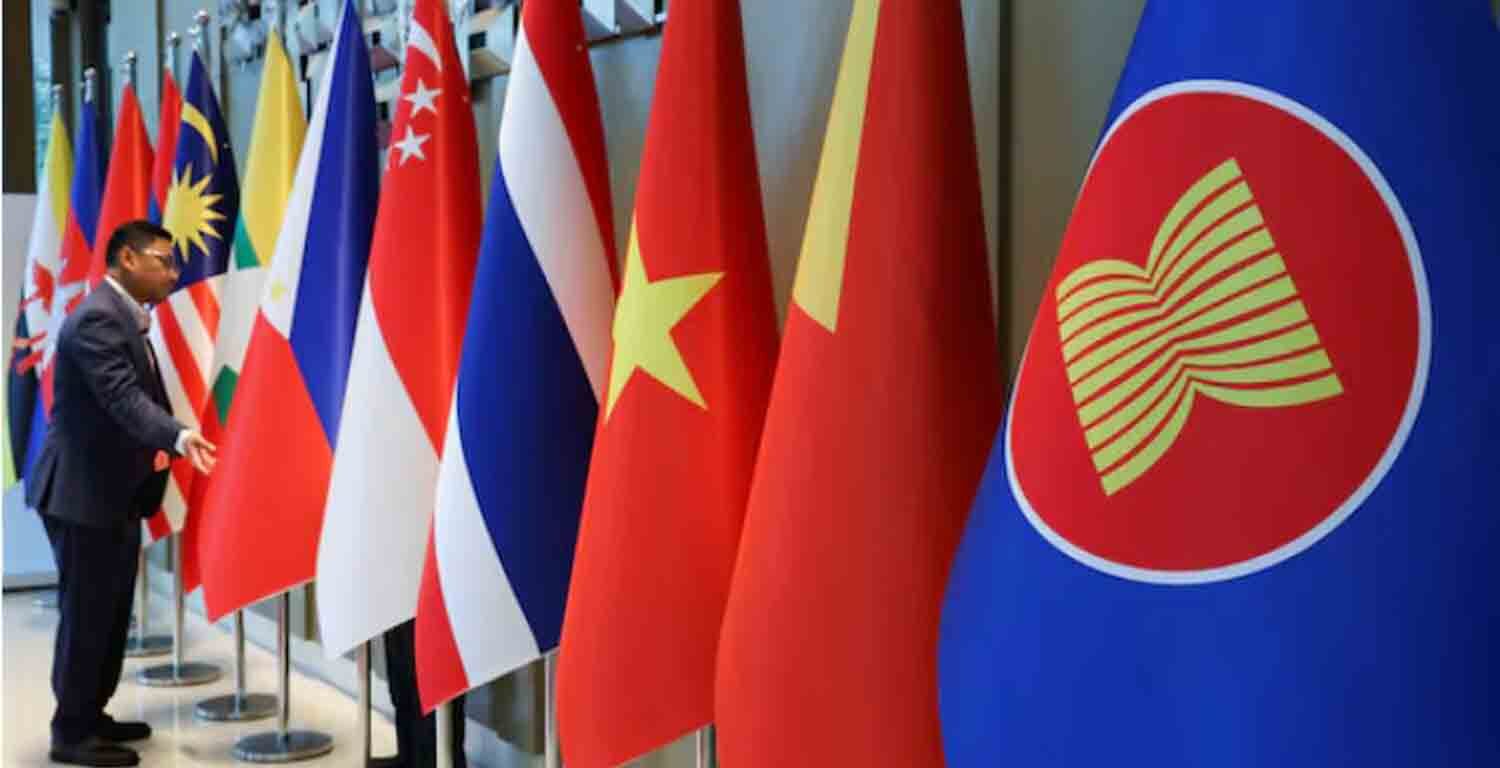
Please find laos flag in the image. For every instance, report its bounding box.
[938,2,1500,767]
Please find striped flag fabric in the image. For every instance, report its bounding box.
[46,90,105,408]
[199,0,378,621]
[148,69,182,225]
[715,2,1002,764]
[148,49,240,574]
[12,108,72,485]
[316,0,481,657]
[412,0,616,711]
[179,28,306,591]
[555,0,780,763]
[90,83,154,289]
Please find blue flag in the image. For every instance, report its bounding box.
[165,50,239,288]
[938,2,1500,766]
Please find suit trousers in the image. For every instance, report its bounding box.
[383,619,467,768]
[41,514,140,745]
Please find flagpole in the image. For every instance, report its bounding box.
[123,547,171,657]
[435,702,454,768]
[358,641,372,764]
[165,30,181,84]
[138,535,222,686]
[696,725,717,768]
[195,608,278,721]
[545,651,561,768]
[232,591,334,762]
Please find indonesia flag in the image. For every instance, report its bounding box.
[315,0,481,657]
[89,83,153,289]
[198,0,378,621]
[413,0,617,711]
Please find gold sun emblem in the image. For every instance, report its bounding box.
[163,162,226,263]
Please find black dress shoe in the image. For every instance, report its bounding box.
[98,716,152,742]
[367,756,404,768]
[48,736,140,767]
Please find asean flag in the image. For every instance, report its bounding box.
[198,0,379,620]
[939,2,1500,766]
[555,0,780,763]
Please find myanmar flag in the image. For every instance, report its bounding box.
[554,0,780,764]
[715,1,1003,765]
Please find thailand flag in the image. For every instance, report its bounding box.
[198,0,378,621]
[414,0,618,711]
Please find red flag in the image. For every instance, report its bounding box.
[150,71,182,224]
[554,0,779,764]
[91,84,154,288]
[715,1,1003,765]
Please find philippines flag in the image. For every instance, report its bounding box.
[315,0,482,657]
[198,0,378,621]
[149,50,240,569]
[939,2,1500,766]
[413,0,618,711]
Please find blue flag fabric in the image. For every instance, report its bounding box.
[938,3,1500,767]
[167,51,239,289]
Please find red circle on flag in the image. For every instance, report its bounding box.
[1007,82,1427,583]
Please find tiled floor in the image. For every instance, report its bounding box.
[3,591,397,766]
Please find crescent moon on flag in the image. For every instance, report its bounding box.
[407,20,443,71]
[181,102,219,164]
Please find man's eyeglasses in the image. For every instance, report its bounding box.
[135,247,181,272]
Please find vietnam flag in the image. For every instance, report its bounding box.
[90,83,153,289]
[554,0,779,764]
[715,1,1003,765]
[198,0,378,620]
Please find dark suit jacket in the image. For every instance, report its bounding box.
[26,282,184,528]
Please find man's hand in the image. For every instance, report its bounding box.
[182,431,217,475]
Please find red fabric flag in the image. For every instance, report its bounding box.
[91,84,154,288]
[150,71,182,225]
[554,0,779,764]
[715,1,1003,765]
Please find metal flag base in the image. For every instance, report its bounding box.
[123,634,173,658]
[197,692,278,722]
[233,591,333,763]
[232,730,334,763]
[138,661,222,687]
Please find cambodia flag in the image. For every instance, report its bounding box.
[412,0,617,712]
[198,0,378,621]
[939,2,1500,766]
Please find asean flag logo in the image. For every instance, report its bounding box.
[1007,81,1429,584]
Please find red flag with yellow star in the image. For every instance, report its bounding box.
[554,0,778,763]
[715,1,1003,765]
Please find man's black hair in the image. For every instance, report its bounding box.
[105,220,173,267]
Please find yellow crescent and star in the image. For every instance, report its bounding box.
[162,102,228,265]
[603,224,723,420]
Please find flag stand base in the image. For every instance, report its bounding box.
[232,731,334,763]
[138,661,221,686]
[198,693,278,722]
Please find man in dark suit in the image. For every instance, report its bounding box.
[27,220,216,767]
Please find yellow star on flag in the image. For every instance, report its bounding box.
[605,224,724,419]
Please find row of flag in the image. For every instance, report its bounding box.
[9,0,1496,765]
